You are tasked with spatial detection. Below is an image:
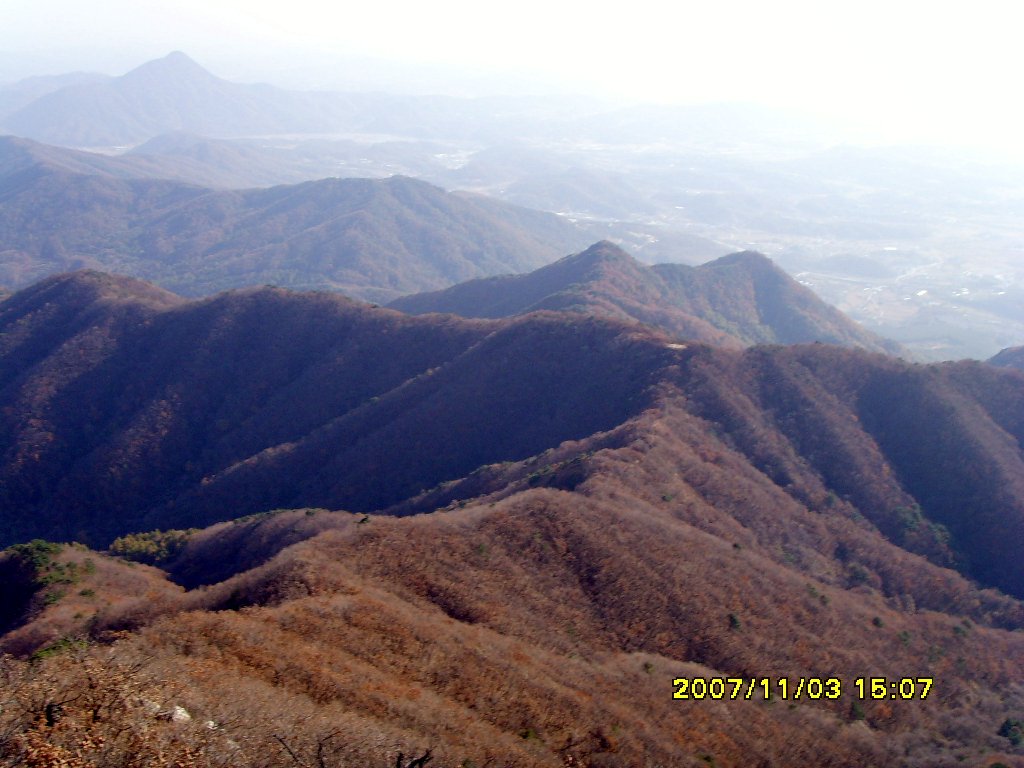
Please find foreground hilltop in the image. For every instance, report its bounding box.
[390,241,903,355]
[1,271,1024,766]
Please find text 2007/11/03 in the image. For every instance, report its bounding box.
[672,677,934,701]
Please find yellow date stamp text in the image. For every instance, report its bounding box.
[672,676,933,701]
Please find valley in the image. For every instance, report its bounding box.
[1,48,1024,768]
[4,52,1024,357]
[2,270,1024,766]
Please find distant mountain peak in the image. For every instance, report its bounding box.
[392,243,903,355]
[552,240,639,274]
[120,51,219,85]
[163,50,194,64]
[989,345,1024,371]
[575,240,634,261]
[0,166,590,301]
[708,250,776,269]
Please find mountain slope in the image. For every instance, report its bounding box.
[124,131,320,187]
[4,270,1024,766]
[2,271,1022,601]
[0,133,293,189]
[0,52,572,149]
[0,144,592,299]
[990,345,1024,371]
[4,484,1024,767]
[0,52,356,146]
[0,134,157,178]
[390,241,901,354]
[0,71,111,121]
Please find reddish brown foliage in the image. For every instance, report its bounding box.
[4,274,1024,766]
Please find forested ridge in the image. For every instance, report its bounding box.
[3,270,1024,767]
[390,241,902,355]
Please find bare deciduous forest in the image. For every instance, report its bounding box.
[2,272,1024,766]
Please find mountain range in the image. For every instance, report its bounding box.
[3,50,1024,768]
[0,136,592,301]
[0,134,907,349]
[390,241,902,354]
[5,52,1024,359]
[0,51,594,149]
[2,268,1024,766]
[3,269,1022,596]
[0,51,407,147]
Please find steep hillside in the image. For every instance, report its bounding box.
[0,72,111,121]
[2,410,1024,767]
[390,241,901,354]
[3,271,1022,600]
[0,135,136,178]
[0,271,494,543]
[125,131,321,187]
[0,133,295,189]
[4,271,1024,766]
[990,345,1024,371]
[0,148,592,299]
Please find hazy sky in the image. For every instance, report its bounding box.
[3,0,1023,152]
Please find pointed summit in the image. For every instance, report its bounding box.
[574,240,634,261]
[707,250,776,270]
[0,51,309,146]
[561,240,637,271]
[392,243,902,354]
[119,51,220,87]
[163,50,197,65]
[133,51,208,73]
[541,241,654,298]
